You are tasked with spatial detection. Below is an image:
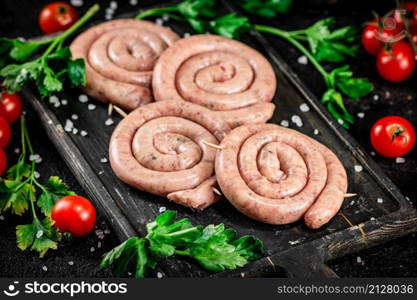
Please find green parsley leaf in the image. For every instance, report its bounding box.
[330,65,374,99]
[235,0,294,18]
[38,176,75,217]
[16,217,61,258]
[232,235,264,261]
[0,180,34,215]
[67,58,86,87]
[177,0,216,19]
[208,14,251,39]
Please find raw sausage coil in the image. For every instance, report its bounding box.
[109,101,231,209]
[215,124,348,229]
[152,35,277,128]
[70,19,180,110]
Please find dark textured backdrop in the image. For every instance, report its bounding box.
[0,0,416,277]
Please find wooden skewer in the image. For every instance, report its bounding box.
[339,212,367,241]
[114,105,128,118]
[201,140,224,150]
[344,193,357,198]
[107,103,114,116]
[212,187,222,196]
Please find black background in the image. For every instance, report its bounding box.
[0,0,416,277]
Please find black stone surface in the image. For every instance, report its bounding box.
[0,0,416,277]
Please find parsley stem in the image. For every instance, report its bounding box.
[135,6,179,20]
[254,24,330,85]
[174,249,191,256]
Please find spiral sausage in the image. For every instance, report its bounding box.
[152,35,277,128]
[215,124,348,229]
[109,101,231,209]
[70,19,180,110]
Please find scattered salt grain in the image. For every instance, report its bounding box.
[72,128,78,135]
[78,94,89,103]
[49,95,59,104]
[53,101,61,108]
[162,15,170,21]
[36,230,43,238]
[97,242,102,249]
[354,165,363,173]
[159,206,166,213]
[370,217,376,221]
[370,151,376,156]
[156,18,164,25]
[157,272,163,278]
[396,157,406,164]
[357,112,365,119]
[349,200,355,206]
[68,261,74,266]
[288,239,301,245]
[280,120,289,127]
[61,99,68,106]
[104,229,111,235]
[105,14,113,20]
[377,198,383,204]
[110,1,118,9]
[14,148,20,154]
[64,119,74,132]
[100,157,108,164]
[129,0,138,5]
[299,103,310,112]
[291,115,303,127]
[71,114,79,120]
[90,247,95,252]
[337,119,344,125]
[70,0,83,7]
[34,171,40,179]
[105,118,114,126]
[297,55,308,65]
[29,154,40,162]
[80,130,88,137]
[313,129,319,135]
[356,256,362,263]
[373,94,380,101]
[42,266,48,272]
[183,32,191,38]
[105,8,114,15]
[0,215,4,221]
[88,104,96,111]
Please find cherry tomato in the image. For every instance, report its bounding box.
[362,18,405,56]
[0,92,22,124]
[0,148,7,176]
[51,195,96,237]
[0,116,11,149]
[394,2,417,27]
[376,41,416,82]
[38,2,78,34]
[370,116,416,158]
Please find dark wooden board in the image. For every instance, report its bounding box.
[23,1,417,277]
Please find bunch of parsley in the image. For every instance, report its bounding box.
[100,210,264,277]
[0,4,99,97]
[0,116,75,257]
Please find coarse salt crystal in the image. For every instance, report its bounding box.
[377,198,383,204]
[105,14,113,20]
[36,230,43,238]
[49,95,59,104]
[80,130,88,137]
[370,217,376,221]
[90,247,95,252]
[370,151,376,156]
[105,118,114,126]
[129,0,138,5]
[65,119,74,132]
[104,229,111,234]
[291,115,303,127]
[68,261,74,266]
[0,215,4,221]
[34,171,40,179]
[297,55,308,65]
[14,148,20,154]
[61,99,68,106]
[354,165,363,173]
[357,112,365,119]
[42,266,48,271]
[97,242,102,249]
[313,129,319,135]
[100,157,108,163]
[356,256,362,263]
[54,101,61,108]
[71,114,79,120]
[162,15,170,21]
[105,7,114,14]
[299,103,310,112]
[110,1,118,9]
[72,128,78,135]
[373,94,380,101]
[71,0,83,7]
[29,154,40,161]
[396,157,406,164]
[183,32,191,38]
[159,206,166,213]
[88,104,96,111]
[337,119,344,125]
[280,120,289,127]
[156,18,163,25]
[78,94,89,103]
[157,272,163,278]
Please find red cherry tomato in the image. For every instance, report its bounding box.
[376,41,416,82]
[51,195,96,237]
[0,116,11,149]
[394,2,417,27]
[370,116,416,158]
[0,148,7,176]
[362,18,405,56]
[38,2,78,34]
[0,92,22,124]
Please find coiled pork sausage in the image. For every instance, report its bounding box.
[215,124,348,229]
[152,35,277,128]
[70,19,180,110]
[109,101,231,209]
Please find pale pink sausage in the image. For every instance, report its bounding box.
[109,101,231,209]
[70,19,180,110]
[215,124,348,228]
[152,35,277,128]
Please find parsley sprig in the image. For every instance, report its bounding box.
[0,4,100,97]
[100,210,264,277]
[0,115,75,257]
[233,0,294,18]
